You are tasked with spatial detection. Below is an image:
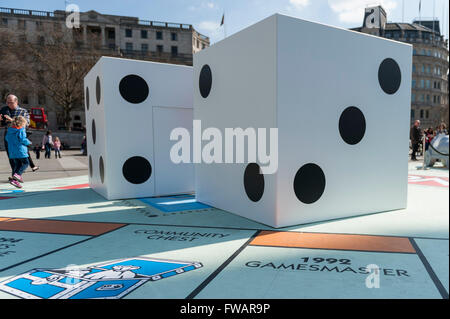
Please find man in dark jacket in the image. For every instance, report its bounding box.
[410,120,422,161]
[0,94,38,174]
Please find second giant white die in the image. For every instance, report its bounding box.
[194,14,412,228]
[84,57,194,200]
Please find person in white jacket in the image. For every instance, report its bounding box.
[42,130,53,159]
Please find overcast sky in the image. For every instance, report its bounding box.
[1,0,448,43]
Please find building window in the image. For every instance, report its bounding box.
[426,66,430,74]
[202,43,206,49]
[156,31,163,40]
[18,20,26,30]
[420,94,425,102]
[53,22,61,32]
[38,36,45,45]
[412,94,416,102]
[1,18,7,26]
[426,110,429,119]
[426,80,430,89]
[420,79,425,88]
[141,43,148,52]
[125,42,133,52]
[420,110,424,118]
[22,94,29,105]
[411,109,415,118]
[413,49,417,55]
[426,95,430,102]
[157,45,163,53]
[171,46,178,56]
[171,32,178,41]
[412,80,416,88]
[108,30,115,39]
[412,64,416,73]
[125,29,132,37]
[108,43,116,50]
[38,93,46,105]
[421,65,425,73]
[141,30,148,39]
[36,21,43,31]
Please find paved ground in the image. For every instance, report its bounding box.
[0,150,88,182]
[0,150,448,299]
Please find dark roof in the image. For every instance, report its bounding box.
[353,22,440,34]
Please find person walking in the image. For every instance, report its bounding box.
[424,128,435,151]
[53,137,61,159]
[33,144,41,159]
[410,120,422,161]
[436,123,448,135]
[5,116,32,188]
[42,130,53,159]
[0,94,39,173]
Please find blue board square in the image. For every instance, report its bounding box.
[5,277,66,299]
[139,195,211,212]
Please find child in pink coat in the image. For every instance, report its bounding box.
[53,137,61,159]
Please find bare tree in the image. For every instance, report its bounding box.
[3,27,109,129]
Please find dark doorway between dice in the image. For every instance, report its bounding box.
[339,106,366,145]
[199,64,212,98]
[99,156,105,184]
[89,155,93,178]
[122,156,152,184]
[119,74,149,104]
[293,163,326,204]
[244,163,265,202]
[378,58,401,95]
[91,119,96,145]
[96,76,101,105]
[85,87,89,110]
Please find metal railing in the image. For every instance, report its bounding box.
[0,7,57,18]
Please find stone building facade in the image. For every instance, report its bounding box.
[0,6,209,130]
[351,6,449,129]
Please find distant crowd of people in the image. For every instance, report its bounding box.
[0,94,63,188]
[410,120,448,161]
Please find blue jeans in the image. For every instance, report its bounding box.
[12,158,29,176]
[45,142,52,158]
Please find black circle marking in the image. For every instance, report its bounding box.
[378,58,401,94]
[199,64,212,98]
[96,76,101,104]
[85,87,90,110]
[122,156,152,184]
[89,155,93,178]
[91,119,96,145]
[244,163,265,202]
[119,74,149,104]
[339,106,366,145]
[99,156,105,184]
[293,163,326,204]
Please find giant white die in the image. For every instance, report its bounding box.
[84,57,194,200]
[194,14,412,228]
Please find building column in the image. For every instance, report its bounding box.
[101,25,106,48]
[82,25,87,46]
